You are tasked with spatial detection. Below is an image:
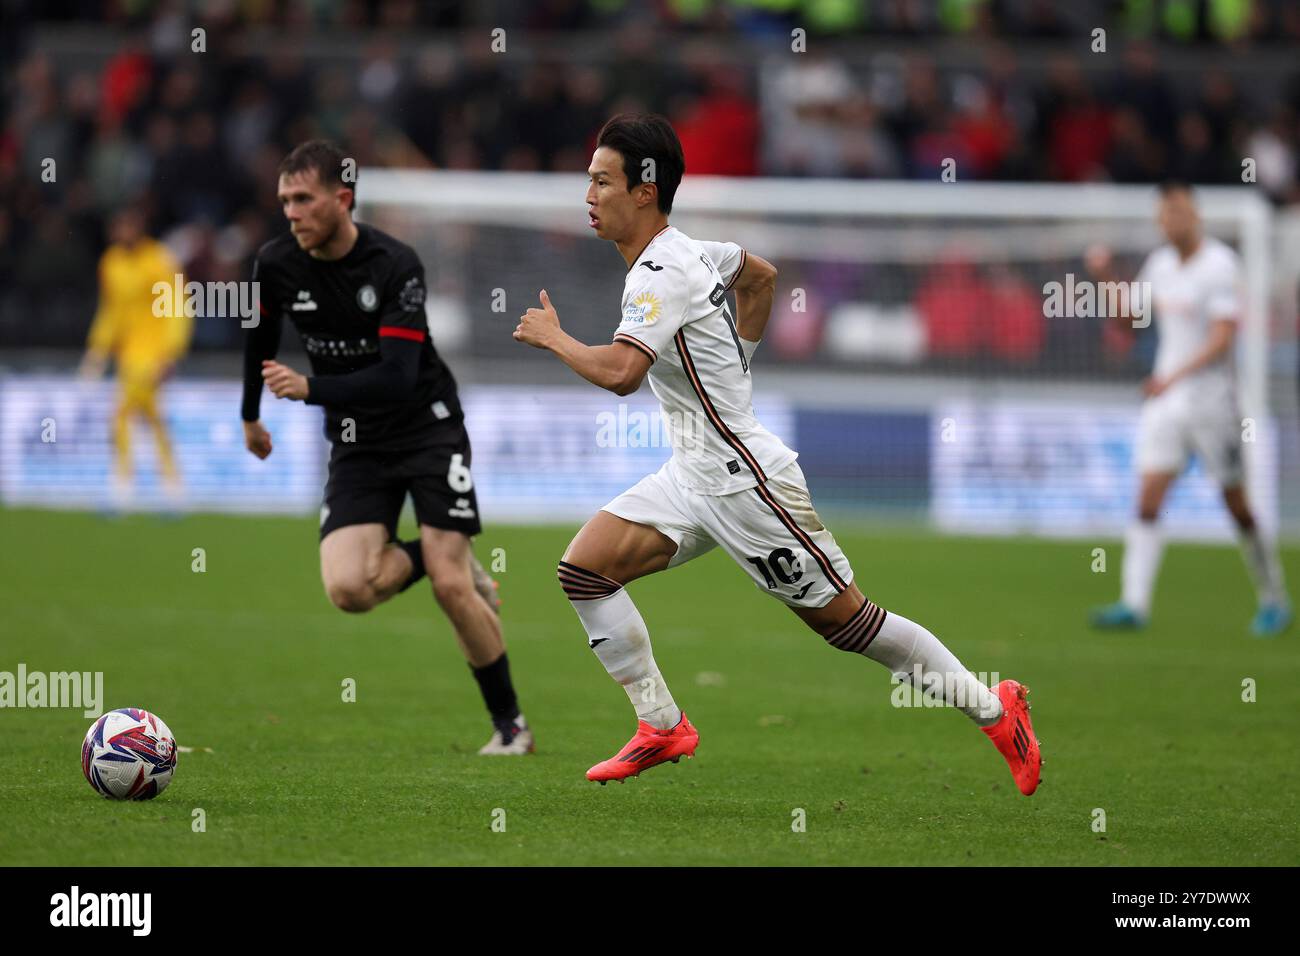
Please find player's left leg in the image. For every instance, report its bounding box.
[1189,407,1291,635]
[706,462,1041,795]
[1221,485,1290,635]
[420,526,532,754]
[1212,443,1291,638]
[406,434,531,754]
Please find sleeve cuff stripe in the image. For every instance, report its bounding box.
[379,326,425,341]
[724,249,747,291]
[613,333,657,361]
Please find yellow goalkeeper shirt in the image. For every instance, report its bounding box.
[87,239,192,371]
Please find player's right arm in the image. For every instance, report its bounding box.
[241,254,282,459]
[515,290,651,395]
[1084,243,1151,327]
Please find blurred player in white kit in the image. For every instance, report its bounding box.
[1089,181,1290,636]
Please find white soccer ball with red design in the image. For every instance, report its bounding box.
[82,708,178,800]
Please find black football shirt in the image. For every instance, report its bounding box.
[242,222,463,451]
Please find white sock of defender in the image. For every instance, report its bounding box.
[1121,520,1164,617]
[1238,526,1287,607]
[829,601,1002,727]
[558,562,681,730]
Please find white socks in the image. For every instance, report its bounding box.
[565,569,1001,731]
[1238,527,1287,607]
[569,588,681,730]
[1123,519,1288,617]
[859,611,1003,727]
[1122,520,1165,617]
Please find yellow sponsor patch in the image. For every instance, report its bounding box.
[621,291,662,326]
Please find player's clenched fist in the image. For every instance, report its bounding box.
[262,359,309,400]
[514,290,560,349]
[243,419,273,459]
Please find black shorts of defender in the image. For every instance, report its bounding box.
[319,427,482,541]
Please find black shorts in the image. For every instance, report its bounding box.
[319,427,482,541]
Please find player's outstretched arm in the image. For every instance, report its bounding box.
[732,252,778,346]
[514,290,651,396]
[1084,243,1146,327]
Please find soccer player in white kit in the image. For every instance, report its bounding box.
[513,113,1042,794]
[1089,181,1291,636]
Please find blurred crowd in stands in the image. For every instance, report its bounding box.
[2,0,1298,367]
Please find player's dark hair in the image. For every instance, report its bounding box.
[278,139,355,210]
[1157,179,1194,198]
[596,113,685,214]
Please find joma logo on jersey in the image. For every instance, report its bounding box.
[621,292,662,326]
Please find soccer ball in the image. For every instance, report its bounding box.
[81,708,178,800]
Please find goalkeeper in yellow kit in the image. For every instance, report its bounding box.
[79,207,193,508]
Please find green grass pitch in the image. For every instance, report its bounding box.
[1,506,1296,866]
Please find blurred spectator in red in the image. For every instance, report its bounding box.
[1039,57,1112,181]
[986,265,1044,364]
[915,252,990,359]
[953,79,1017,178]
[101,46,151,124]
[672,65,759,176]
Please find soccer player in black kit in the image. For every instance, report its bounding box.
[242,140,533,754]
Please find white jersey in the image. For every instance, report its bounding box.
[612,225,797,495]
[1136,235,1241,405]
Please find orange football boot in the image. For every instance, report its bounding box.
[981,680,1042,796]
[587,713,699,784]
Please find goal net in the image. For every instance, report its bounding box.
[357,171,1279,540]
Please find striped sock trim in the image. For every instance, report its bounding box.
[825,600,887,654]
[557,560,623,601]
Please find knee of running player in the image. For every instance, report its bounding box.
[322,557,388,613]
[324,576,381,614]
[428,555,476,610]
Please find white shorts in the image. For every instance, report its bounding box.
[601,460,855,608]
[1135,393,1244,487]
